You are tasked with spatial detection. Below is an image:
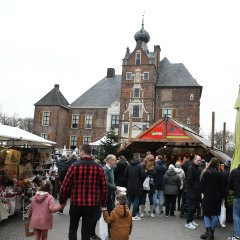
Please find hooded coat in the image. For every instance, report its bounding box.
[162,169,181,195]
[114,160,128,188]
[28,191,62,230]
[124,160,147,195]
[103,205,132,240]
[155,160,167,190]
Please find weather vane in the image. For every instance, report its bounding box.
[142,11,146,27]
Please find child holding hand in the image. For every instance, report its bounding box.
[102,194,132,240]
[28,181,62,240]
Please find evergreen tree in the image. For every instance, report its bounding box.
[97,128,120,162]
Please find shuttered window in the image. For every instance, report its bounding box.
[72,114,79,128]
[70,136,77,149]
[43,111,50,126]
[85,114,92,129]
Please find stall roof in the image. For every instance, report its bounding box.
[0,124,56,147]
[121,117,231,163]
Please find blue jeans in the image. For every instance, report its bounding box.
[204,216,219,230]
[233,198,240,237]
[153,190,164,211]
[140,191,154,205]
[128,194,140,217]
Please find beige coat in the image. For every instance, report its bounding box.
[103,205,132,240]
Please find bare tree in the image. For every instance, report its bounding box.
[0,112,33,133]
[208,130,235,157]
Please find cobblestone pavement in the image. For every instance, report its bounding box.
[0,204,233,240]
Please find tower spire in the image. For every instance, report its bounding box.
[142,12,145,28]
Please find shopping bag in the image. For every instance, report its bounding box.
[143,176,150,191]
[98,214,108,240]
[25,222,34,237]
[219,200,226,227]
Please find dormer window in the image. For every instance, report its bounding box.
[126,72,132,80]
[135,53,141,65]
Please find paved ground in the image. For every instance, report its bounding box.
[0,204,233,240]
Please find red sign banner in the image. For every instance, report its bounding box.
[140,121,191,141]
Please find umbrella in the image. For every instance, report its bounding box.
[231,85,240,171]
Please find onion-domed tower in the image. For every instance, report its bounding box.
[119,18,161,141]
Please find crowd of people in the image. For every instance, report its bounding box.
[26,144,240,240]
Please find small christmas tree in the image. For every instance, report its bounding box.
[97,128,120,162]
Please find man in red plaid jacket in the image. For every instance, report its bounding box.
[59,144,107,240]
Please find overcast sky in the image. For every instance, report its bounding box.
[0,0,239,135]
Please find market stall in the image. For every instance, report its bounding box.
[120,117,231,163]
[0,124,56,221]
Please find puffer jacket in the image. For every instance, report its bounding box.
[229,165,240,198]
[175,168,185,189]
[155,160,167,190]
[162,169,181,195]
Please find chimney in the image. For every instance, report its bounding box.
[54,84,59,90]
[107,68,115,78]
[154,45,161,68]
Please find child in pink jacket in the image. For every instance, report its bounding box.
[28,181,62,240]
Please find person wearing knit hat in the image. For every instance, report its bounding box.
[162,164,181,217]
[175,162,185,211]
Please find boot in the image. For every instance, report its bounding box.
[150,205,155,218]
[140,205,145,218]
[201,228,211,239]
[210,229,215,239]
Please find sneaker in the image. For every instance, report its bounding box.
[132,216,141,221]
[192,221,199,228]
[140,212,144,218]
[185,223,197,230]
[151,213,155,218]
[228,236,240,240]
[165,214,169,218]
[221,223,226,228]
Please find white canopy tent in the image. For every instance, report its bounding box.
[89,136,107,146]
[0,124,56,147]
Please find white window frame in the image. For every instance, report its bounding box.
[70,135,77,148]
[85,114,92,129]
[135,52,141,65]
[126,72,132,81]
[187,118,191,124]
[133,88,140,98]
[72,114,79,129]
[190,94,194,101]
[111,115,119,129]
[132,105,140,118]
[123,123,128,134]
[83,136,91,144]
[41,133,48,139]
[42,111,50,126]
[143,72,149,80]
[162,108,173,118]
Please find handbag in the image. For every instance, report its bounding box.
[98,213,108,240]
[143,176,150,191]
[219,200,226,227]
[25,222,35,237]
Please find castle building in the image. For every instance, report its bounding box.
[33,23,202,149]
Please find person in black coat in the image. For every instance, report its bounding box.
[153,158,167,214]
[125,156,147,220]
[185,155,202,230]
[200,158,225,239]
[228,164,240,240]
[114,156,128,188]
[162,164,181,217]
